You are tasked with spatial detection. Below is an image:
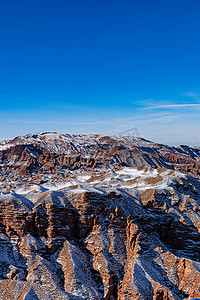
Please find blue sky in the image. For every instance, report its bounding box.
[0,0,200,145]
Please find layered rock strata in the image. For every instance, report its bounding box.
[0,133,199,299]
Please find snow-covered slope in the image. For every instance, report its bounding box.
[0,133,200,299]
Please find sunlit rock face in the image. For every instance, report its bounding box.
[0,133,200,299]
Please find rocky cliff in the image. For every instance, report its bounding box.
[0,133,200,299]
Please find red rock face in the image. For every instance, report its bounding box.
[0,134,200,179]
[0,133,200,299]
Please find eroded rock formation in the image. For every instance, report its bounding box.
[0,133,199,299]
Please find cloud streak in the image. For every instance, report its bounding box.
[146,104,200,109]
[8,113,174,127]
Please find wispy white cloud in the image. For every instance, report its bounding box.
[8,119,128,126]
[8,113,174,127]
[141,115,175,123]
[146,104,200,109]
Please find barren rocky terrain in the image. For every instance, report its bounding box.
[0,132,200,299]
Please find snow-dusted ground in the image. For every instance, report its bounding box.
[0,134,200,299]
[8,166,185,204]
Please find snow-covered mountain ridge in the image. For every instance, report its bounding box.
[0,133,200,299]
